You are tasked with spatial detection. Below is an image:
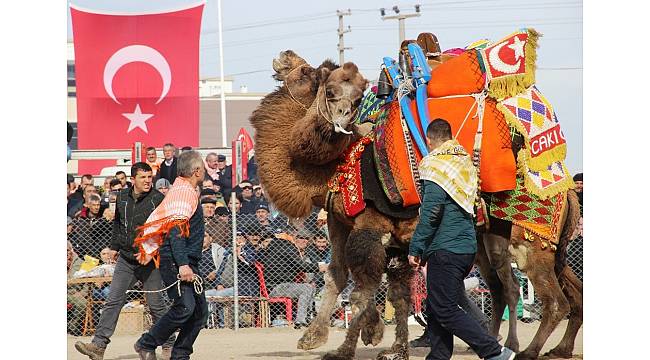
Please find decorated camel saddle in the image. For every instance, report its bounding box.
[338,28,575,247]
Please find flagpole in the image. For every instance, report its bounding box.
[217,0,227,147]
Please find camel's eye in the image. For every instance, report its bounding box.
[326,88,334,98]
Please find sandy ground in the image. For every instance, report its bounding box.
[68,320,582,359]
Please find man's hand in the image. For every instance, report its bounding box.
[136,253,153,265]
[179,265,195,282]
[207,271,217,281]
[408,255,421,268]
[216,284,225,291]
[103,209,115,221]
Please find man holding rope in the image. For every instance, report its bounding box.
[75,162,175,360]
[133,150,208,360]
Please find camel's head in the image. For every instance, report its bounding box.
[318,62,368,134]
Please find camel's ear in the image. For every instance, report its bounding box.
[342,62,359,73]
[319,67,331,84]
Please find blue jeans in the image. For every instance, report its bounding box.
[138,261,208,360]
[425,250,501,360]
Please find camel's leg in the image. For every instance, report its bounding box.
[475,232,505,338]
[545,266,583,358]
[360,297,384,347]
[376,250,413,360]
[298,218,351,350]
[511,244,570,360]
[322,229,386,360]
[485,233,519,352]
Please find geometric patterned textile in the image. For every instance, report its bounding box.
[479,28,539,100]
[519,151,575,201]
[490,176,567,243]
[498,85,567,172]
[327,136,373,217]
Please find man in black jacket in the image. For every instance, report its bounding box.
[215,154,233,200]
[75,163,175,360]
[157,143,178,184]
[262,230,328,328]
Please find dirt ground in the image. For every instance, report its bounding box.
[68,320,582,359]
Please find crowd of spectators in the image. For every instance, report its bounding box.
[67,143,332,331]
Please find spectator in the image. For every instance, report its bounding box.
[247,154,259,184]
[202,197,217,219]
[115,171,132,189]
[306,232,331,289]
[202,178,215,190]
[199,233,218,292]
[68,174,93,216]
[102,176,115,194]
[261,229,327,329]
[94,247,116,300]
[211,231,259,297]
[68,174,78,197]
[215,154,233,200]
[228,196,241,215]
[69,183,101,218]
[180,146,193,153]
[252,203,276,233]
[77,194,105,219]
[252,183,265,202]
[206,207,232,248]
[155,178,171,196]
[157,143,178,184]
[145,146,162,176]
[573,173,583,208]
[238,180,259,215]
[67,240,87,336]
[70,194,112,258]
[204,152,221,182]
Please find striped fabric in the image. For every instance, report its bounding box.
[138,176,199,255]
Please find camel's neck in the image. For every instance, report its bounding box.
[251,89,344,218]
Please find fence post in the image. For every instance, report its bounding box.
[232,192,239,331]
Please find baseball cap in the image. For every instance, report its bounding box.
[201,188,217,196]
[256,203,270,212]
[201,197,217,205]
[217,154,226,161]
[215,207,230,216]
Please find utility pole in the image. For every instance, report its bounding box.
[337,9,352,65]
[380,5,421,44]
[217,0,228,148]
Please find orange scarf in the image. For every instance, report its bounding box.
[134,177,199,267]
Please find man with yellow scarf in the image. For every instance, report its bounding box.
[408,119,515,360]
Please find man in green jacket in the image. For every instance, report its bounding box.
[408,119,515,360]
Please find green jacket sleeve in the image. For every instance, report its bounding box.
[409,181,446,256]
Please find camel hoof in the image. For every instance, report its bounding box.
[297,324,329,350]
[543,349,573,359]
[322,350,353,360]
[361,317,385,346]
[376,343,409,360]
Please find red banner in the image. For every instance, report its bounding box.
[232,128,254,187]
[71,3,204,174]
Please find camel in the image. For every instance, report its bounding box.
[251,51,582,360]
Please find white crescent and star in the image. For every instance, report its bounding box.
[488,35,525,74]
[103,45,172,133]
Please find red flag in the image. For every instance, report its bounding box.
[71,3,204,174]
[232,128,254,187]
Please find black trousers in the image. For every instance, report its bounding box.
[425,250,502,360]
[137,261,208,360]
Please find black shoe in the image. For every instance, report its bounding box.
[408,331,430,348]
[134,342,157,360]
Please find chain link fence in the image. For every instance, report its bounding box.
[67,206,584,336]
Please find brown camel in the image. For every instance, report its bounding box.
[251,52,582,360]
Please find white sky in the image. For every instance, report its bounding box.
[67,0,582,172]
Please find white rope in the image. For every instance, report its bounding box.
[284,64,309,109]
[126,274,204,298]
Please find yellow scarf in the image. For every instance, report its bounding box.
[418,139,478,214]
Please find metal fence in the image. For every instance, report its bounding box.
[67,209,584,336]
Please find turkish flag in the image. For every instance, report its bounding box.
[71,3,204,174]
[232,128,254,187]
